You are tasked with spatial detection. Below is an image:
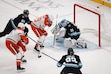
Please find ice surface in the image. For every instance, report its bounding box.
[0,0,111,74]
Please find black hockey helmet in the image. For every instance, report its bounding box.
[68,48,74,55]
[23,9,29,15]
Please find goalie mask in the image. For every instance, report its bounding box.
[67,48,74,55]
[58,19,69,28]
[44,14,54,27]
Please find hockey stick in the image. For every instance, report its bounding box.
[27,35,59,62]
[27,35,37,43]
[28,36,77,66]
[41,52,58,62]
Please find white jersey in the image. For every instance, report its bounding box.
[33,16,45,29]
[6,28,24,43]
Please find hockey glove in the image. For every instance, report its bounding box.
[20,35,29,45]
[57,62,62,67]
[24,27,29,36]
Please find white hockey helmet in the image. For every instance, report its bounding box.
[18,23,25,30]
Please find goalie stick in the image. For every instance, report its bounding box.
[53,14,58,46]
[52,14,61,49]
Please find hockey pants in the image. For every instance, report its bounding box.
[61,67,82,74]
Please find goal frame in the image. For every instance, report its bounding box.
[74,4,101,47]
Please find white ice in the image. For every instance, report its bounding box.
[0,0,111,74]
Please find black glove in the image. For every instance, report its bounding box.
[24,27,29,36]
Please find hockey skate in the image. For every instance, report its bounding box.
[34,46,41,58]
[40,45,44,49]
[38,54,42,58]
[34,46,40,52]
[21,55,27,63]
[21,59,27,63]
[17,66,25,73]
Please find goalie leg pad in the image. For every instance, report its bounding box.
[75,40,87,48]
[64,38,73,48]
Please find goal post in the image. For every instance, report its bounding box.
[74,3,111,47]
[74,4,102,47]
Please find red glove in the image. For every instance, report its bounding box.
[20,35,29,45]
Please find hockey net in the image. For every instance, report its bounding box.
[74,4,111,47]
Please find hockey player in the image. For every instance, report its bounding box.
[0,9,31,37]
[30,14,53,58]
[57,48,82,74]
[6,23,29,72]
[52,19,87,48]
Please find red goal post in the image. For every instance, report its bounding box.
[74,4,101,47]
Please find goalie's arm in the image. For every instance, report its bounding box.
[68,32,81,36]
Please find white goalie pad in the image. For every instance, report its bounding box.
[74,39,87,48]
[64,38,87,48]
[64,38,74,48]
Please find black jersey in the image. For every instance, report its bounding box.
[65,22,80,34]
[64,22,80,40]
[59,55,80,64]
[13,14,31,27]
[0,13,31,37]
[58,54,82,74]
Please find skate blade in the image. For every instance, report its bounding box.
[21,61,27,64]
[33,49,40,53]
[16,69,25,73]
[38,55,42,58]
